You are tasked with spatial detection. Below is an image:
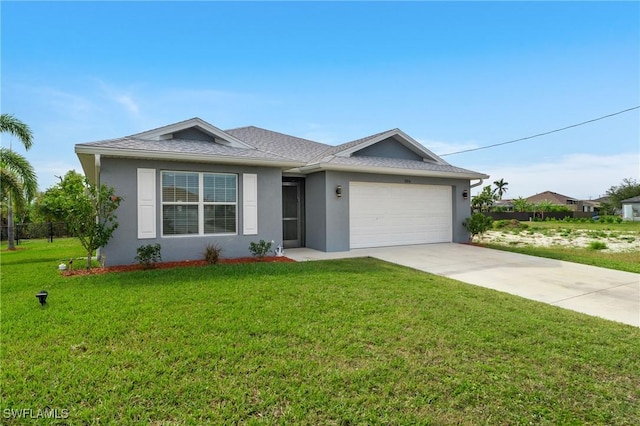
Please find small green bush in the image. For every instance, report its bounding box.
[587,241,607,250]
[135,244,162,268]
[463,213,493,242]
[493,219,510,229]
[203,243,222,265]
[493,219,527,229]
[249,240,273,258]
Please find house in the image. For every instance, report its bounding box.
[525,190,599,213]
[75,118,489,265]
[621,195,640,221]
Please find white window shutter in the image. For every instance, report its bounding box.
[243,173,258,235]
[137,168,156,239]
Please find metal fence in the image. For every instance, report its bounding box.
[1,222,70,243]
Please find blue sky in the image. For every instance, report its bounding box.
[2,1,638,199]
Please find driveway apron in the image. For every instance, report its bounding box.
[286,244,640,327]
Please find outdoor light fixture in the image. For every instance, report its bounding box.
[462,190,469,200]
[36,290,48,306]
[336,185,342,198]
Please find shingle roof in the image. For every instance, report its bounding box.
[526,191,577,204]
[314,155,482,175]
[225,126,330,161]
[77,137,294,162]
[621,195,640,203]
[76,119,488,179]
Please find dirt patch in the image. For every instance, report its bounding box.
[477,230,640,253]
[63,256,295,276]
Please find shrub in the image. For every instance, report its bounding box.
[493,219,510,229]
[587,241,608,250]
[249,240,273,258]
[463,213,493,242]
[203,243,222,265]
[493,219,526,230]
[135,244,162,268]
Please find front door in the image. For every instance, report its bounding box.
[282,179,304,248]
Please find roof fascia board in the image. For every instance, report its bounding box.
[295,162,489,180]
[335,129,448,165]
[75,145,304,169]
[130,118,254,149]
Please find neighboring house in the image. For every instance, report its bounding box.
[75,118,488,265]
[525,191,598,212]
[581,200,600,213]
[493,199,514,211]
[621,196,640,221]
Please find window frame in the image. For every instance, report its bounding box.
[161,170,238,237]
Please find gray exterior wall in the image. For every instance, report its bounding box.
[99,157,283,265]
[305,171,472,252]
[353,137,423,161]
[171,128,214,141]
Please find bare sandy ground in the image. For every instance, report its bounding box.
[476,228,640,253]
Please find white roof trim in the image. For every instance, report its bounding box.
[75,145,304,169]
[295,162,489,179]
[335,129,447,165]
[130,117,253,149]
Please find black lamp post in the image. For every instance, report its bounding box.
[36,290,48,306]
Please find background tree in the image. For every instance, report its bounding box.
[471,185,497,212]
[35,171,86,222]
[606,178,640,210]
[511,196,531,213]
[0,114,35,250]
[492,178,509,200]
[533,199,554,220]
[40,171,122,269]
[0,148,37,249]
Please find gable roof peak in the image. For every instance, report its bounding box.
[129,117,252,149]
[330,128,449,165]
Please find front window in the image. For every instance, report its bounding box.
[162,171,237,236]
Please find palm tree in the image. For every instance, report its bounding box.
[512,196,530,213]
[1,114,35,250]
[493,178,509,200]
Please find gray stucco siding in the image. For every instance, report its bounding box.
[314,171,472,252]
[353,137,423,161]
[171,128,215,142]
[98,157,283,265]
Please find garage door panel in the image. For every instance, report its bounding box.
[349,182,452,249]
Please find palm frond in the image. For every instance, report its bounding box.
[0,168,26,210]
[0,114,33,150]
[0,147,38,199]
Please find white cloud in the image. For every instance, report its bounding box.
[35,87,97,121]
[96,80,141,117]
[115,95,140,115]
[471,152,639,200]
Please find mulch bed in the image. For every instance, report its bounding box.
[63,256,295,276]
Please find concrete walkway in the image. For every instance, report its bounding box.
[285,243,640,327]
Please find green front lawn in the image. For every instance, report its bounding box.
[484,243,640,273]
[2,239,639,424]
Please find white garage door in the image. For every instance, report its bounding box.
[349,182,452,249]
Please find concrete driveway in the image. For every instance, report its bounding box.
[286,243,640,327]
